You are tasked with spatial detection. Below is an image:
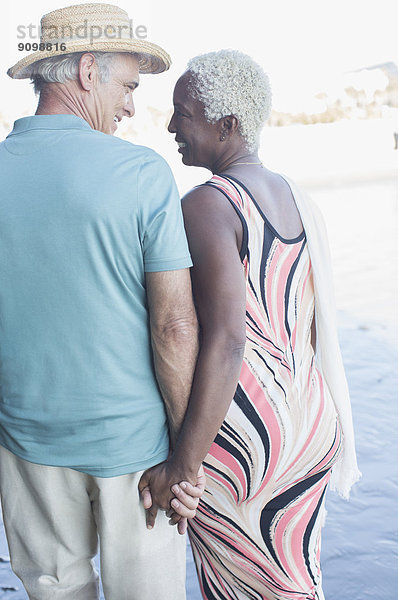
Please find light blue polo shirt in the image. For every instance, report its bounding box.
[0,114,192,476]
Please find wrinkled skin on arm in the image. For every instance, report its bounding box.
[138,268,200,531]
[145,268,199,446]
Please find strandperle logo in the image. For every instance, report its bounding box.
[16,19,148,44]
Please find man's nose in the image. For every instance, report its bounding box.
[124,91,135,118]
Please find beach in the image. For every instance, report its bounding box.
[1,118,397,598]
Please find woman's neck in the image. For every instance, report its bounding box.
[211,150,261,174]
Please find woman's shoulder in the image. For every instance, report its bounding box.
[182,177,239,214]
[181,178,245,251]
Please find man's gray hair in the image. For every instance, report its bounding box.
[27,52,123,95]
[187,49,272,152]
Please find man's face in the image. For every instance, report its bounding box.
[94,53,140,135]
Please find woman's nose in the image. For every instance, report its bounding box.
[168,112,176,133]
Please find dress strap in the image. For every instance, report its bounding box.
[198,174,248,263]
[202,174,247,215]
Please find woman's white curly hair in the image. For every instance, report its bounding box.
[187,49,272,152]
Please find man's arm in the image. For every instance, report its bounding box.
[145,268,199,447]
[139,268,200,530]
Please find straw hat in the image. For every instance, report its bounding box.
[7,3,171,79]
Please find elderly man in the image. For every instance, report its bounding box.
[0,4,200,599]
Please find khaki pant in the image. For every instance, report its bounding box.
[0,445,186,600]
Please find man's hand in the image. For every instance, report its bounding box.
[138,464,205,533]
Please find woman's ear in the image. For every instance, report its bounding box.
[219,115,239,141]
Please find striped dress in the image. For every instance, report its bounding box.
[188,174,342,600]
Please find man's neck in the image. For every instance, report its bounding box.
[35,82,94,130]
[35,104,76,117]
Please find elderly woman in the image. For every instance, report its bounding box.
[161,50,361,600]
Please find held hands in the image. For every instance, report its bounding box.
[166,465,206,534]
[138,463,205,534]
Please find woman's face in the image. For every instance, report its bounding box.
[168,73,220,168]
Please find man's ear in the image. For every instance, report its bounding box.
[78,53,97,91]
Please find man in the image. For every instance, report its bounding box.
[0,4,200,599]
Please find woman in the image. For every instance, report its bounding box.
[144,50,361,599]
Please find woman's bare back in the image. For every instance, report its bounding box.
[223,165,304,240]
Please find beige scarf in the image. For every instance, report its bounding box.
[284,176,362,499]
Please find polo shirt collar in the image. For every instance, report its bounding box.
[7,114,93,137]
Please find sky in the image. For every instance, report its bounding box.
[1,0,397,123]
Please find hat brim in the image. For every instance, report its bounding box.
[7,39,171,78]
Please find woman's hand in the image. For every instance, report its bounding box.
[166,465,206,533]
[138,463,205,533]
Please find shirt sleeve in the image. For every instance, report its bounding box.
[137,153,193,272]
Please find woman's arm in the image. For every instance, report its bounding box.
[168,184,247,479]
[139,184,246,527]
